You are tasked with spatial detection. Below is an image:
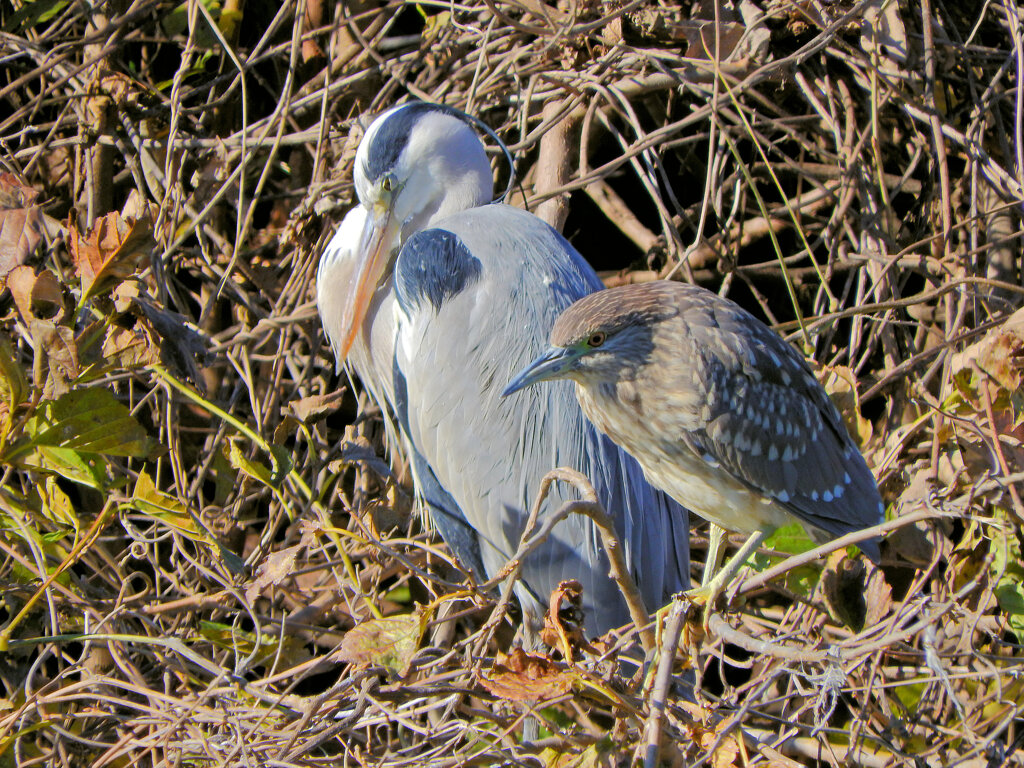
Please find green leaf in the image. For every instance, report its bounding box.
[0,332,27,409]
[227,439,292,487]
[990,509,1024,643]
[37,476,77,529]
[3,0,72,33]
[26,387,155,458]
[126,472,243,573]
[197,620,308,666]
[128,471,199,536]
[24,445,106,489]
[763,523,817,555]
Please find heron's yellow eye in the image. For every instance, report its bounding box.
[588,332,606,348]
[381,175,393,193]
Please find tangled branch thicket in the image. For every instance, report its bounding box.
[1,0,1023,765]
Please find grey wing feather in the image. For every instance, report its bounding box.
[671,285,883,558]
[394,206,691,634]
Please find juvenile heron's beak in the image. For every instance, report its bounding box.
[335,203,400,361]
[502,346,577,396]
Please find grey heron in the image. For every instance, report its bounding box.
[504,281,884,607]
[316,102,691,637]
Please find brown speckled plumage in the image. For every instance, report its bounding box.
[542,281,884,560]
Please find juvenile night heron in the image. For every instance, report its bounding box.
[503,281,884,605]
[316,102,692,637]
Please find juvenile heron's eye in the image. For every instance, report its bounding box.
[588,331,606,348]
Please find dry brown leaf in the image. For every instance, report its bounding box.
[539,743,608,768]
[950,306,1024,393]
[69,211,154,299]
[700,728,741,768]
[30,318,79,397]
[479,648,576,702]
[245,544,302,603]
[890,466,952,565]
[290,391,346,422]
[101,324,161,370]
[8,266,65,327]
[0,207,43,282]
[819,363,873,448]
[862,559,893,628]
[820,552,891,631]
[0,172,39,208]
[540,579,592,662]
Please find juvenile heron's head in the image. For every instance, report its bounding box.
[502,284,677,396]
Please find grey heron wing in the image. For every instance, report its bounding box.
[394,206,690,634]
[669,286,883,556]
[391,352,487,578]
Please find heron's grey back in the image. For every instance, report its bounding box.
[393,205,690,634]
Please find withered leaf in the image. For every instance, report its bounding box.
[30,318,79,396]
[290,391,345,422]
[820,552,891,631]
[819,363,873,448]
[8,265,38,323]
[133,293,211,386]
[332,610,428,677]
[541,579,592,662]
[0,171,40,208]
[479,648,576,702]
[245,544,302,603]
[101,324,161,370]
[69,211,154,299]
[950,306,1024,393]
[7,266,63,324]
[0,207,43,282]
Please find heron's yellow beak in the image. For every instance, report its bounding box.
[336,202,400,361]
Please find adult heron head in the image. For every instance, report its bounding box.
[331,103,495,361]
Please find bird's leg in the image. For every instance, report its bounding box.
[701,524,727,587]
[683,528,771,623]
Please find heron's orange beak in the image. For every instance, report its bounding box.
[335,204,400,361]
